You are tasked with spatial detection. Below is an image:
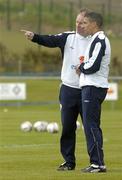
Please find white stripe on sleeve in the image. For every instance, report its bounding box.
[84,42,101,69]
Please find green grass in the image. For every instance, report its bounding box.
[0,107,122,180]
[0,78,122,179]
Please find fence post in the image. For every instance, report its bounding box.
[49,0,54,12]
[107,0,112,24]
[78,0,83,9]
[37,0,42,34]
[37,0,42,51]
[21,0,25,12]
[18,59,22,75]
[6,0,11,30]
[69,2,74,31]
[101,3,105,17]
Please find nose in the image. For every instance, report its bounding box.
[76,23,82,30]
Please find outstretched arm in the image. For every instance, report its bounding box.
[21,29,71,49]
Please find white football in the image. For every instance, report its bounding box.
[20,121,32,132]
[33,121,48,132]
[47,122,59,133]
[76,121,80,129]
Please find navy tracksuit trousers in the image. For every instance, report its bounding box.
[59,84,107,167]
[81,86,107,166]
[59,84,82,167]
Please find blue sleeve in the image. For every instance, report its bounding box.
[31,33,71,49]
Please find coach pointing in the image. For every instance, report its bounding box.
[21,9,91,171]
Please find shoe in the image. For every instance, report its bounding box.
[81,164,107,173]
[57,162,75,171]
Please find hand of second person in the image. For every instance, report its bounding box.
[75,65,81,76]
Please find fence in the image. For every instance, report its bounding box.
[0,0,122,33]
[0,0,122,75]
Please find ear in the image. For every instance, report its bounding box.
[91,21,97,29]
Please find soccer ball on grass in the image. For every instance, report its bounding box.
[47,122,59,133]
[33,121,48,132]
[20,121,32,132]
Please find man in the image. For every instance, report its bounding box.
[21,8,91,171]
[77,12,111,173]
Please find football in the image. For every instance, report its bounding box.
[20,121,32,132]
[33,121,48,132]
[47,122,59,133]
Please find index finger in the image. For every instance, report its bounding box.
[20,29,27,33]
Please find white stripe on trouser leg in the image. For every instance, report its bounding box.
[91,128,102,166]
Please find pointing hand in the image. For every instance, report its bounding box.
[21,29,34,40]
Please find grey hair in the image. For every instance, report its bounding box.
[85,12,103,28]
[79,8,92,14]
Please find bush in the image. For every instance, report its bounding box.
[0,42,62,74]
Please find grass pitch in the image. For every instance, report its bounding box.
[0,79,122,179]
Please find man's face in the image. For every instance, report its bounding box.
[81,17,96,36]
[76,13,86,36]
